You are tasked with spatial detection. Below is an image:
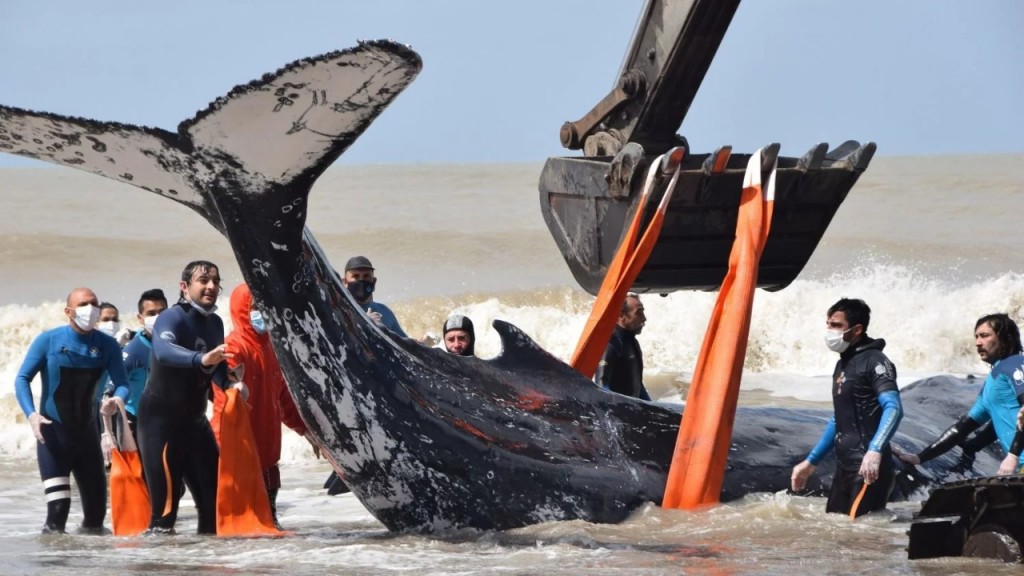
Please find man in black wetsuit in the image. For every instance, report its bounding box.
[442,314,475,357]
[594,293,651,401]
[791,298,904,517]
[136,260,247,534]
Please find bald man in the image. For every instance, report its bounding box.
[15,287,130,534]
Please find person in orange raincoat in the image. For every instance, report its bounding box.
[211,283,313,528]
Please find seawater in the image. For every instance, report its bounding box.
[0,155,1023,574]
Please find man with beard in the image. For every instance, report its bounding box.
[441,314,475,357]
[595,293,651,400]
[136,260,246,534]
[791,298,903,517]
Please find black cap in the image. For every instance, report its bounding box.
[443,314,474,336]
[344,256,374,271]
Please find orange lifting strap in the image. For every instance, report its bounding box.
[662,149,776,509]
[571,149,684,378]
[215,387,283,536]
[105,401,150,536]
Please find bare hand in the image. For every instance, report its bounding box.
[228,363,245,383]
[998,453,1020,476]
[1017,406,1024,431]
[791,460,816,492]
[99,396,120,417]
[367,309,383,326]
[28,412,52,444]
[201,344,232,367]
[859,450,882,484]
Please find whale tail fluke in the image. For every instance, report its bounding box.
[0,41,423,231]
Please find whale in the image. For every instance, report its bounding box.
[0,42,995,532]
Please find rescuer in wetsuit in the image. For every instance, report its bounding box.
[14,287,129,534]
[897,313,1024,475]
[791,298,904,517]
[594,293,652,401]
[442,314,476,357]
[136,260,247,534]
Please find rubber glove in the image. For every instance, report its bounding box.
[231,381,250,403]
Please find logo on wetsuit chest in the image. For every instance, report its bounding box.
[89,346,99,358]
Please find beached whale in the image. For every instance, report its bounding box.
[0,43,994,532]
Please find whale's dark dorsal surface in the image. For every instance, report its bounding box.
[0,43,991,532]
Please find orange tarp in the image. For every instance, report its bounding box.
[662,149,776,509]
[106,403,150,536]
[571,152,683,378]
[215,387,282,536]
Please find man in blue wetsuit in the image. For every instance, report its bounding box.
[791,298,903,517]
[342,255,408,338]
[898,313,1024,475]
[114,288,168,440]
[15,286,130,534]
[136,261,247,534]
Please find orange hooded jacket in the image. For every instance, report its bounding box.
[211,284,307,472]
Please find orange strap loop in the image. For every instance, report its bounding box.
[662,149,776,509]
[571,152,683,378]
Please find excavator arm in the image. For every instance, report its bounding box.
[540,0,876,295]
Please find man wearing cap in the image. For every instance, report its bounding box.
[342,255,408,338]
[442,314,475,357]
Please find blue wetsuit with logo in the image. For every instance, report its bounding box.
[14,325,129,533]
[136,301,229,534]
[967,354,1024,454]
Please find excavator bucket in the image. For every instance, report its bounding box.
[539,141,875,294]
[541,0,875,294]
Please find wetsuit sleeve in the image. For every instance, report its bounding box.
[868,354,899,395]
[917,415,981,463]
[1010,394,1024,457]
[152,311,204,368]
[104,345,131,401]
[594,343,616,391]
[867,390,902,452]
[806,416,836,465]
[14,332,48,417]
[210,361,231,390]
[638,384,652,402]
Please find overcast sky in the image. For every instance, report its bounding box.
[1,0,1021,166]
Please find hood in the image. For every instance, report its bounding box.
[229,283,266,344]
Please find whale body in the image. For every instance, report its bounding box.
[0,42,994,532]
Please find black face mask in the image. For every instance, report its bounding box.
[347,279,376,303]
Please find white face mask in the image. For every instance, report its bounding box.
[97,320,120,337]
[825,328,852,353]
[185,295,217,317]
[73,304,100,331]
[142,314,159,335]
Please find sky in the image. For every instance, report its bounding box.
[0,0,1021,166]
